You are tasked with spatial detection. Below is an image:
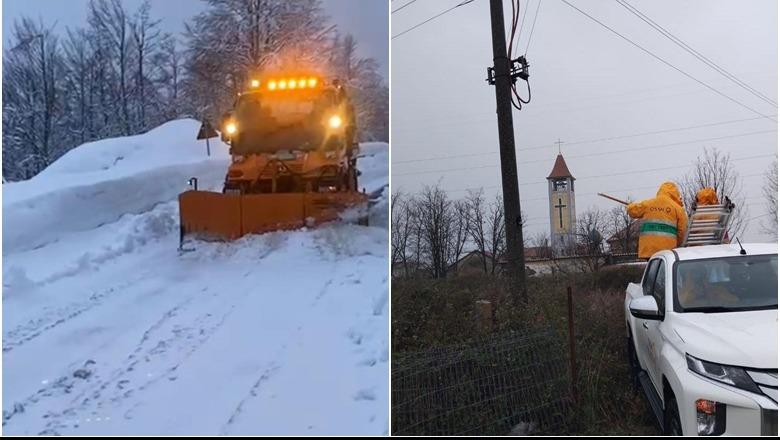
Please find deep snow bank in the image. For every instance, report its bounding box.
[3,119,229,254]
[357,142,389,228]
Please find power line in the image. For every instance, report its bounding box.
[564,129,775,162]
[392,0,419,14]
[614,0,777,107]
[404,128,776,176]
[745,213,772,223]
[520,201,769,229]
[443,166,768,196]
[523,0,542,54]
[393,83,778,136]
[558,0,776,122]
[394,129,777,176]
[447,181,769,231]
[447,181,769,228]
[574,155,771,181]
[394,130,775,177]
[510,0,528,59]
[392,0,476,40]
[393,115,775,165]
[397,183,768,228]
[516,0,529,41]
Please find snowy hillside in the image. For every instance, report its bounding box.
[2,120,389,435]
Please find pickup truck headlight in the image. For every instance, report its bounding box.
[686,354,761,394]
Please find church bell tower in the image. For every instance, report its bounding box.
[547,153,577,256]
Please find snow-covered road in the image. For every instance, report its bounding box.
[2,120,389,435]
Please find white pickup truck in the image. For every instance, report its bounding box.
[625,243,777,436]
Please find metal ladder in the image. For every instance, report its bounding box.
[681,196,735,247]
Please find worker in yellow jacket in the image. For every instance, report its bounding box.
[694,187,730,243]
[627,182,688,259]
[696,187,719,206]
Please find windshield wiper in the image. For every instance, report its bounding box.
[683,306,736,313]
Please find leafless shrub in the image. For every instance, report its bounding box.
[762,157,777,239]
[573,207,609,273]
[678,147,745,239]
[605,204,637,255]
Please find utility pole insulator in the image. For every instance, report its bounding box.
[487,0,527,300]
[486,56,530,85]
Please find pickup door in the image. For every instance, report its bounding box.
[632,259,661,379]
[643,257,667,394]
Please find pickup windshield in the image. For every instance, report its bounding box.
[674,254,778,313]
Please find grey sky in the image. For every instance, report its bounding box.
[392,0,778,242]
[2,0,388,79]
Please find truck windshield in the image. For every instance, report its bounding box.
[674,254,778,313]
[231,89,339,153]
[236,93,316,126]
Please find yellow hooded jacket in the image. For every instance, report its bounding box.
[627,182,688,259]
[696,187,718,206]
[695,187,729,242]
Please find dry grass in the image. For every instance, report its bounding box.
[392,266,659,435]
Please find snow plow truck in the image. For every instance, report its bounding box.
[179,74,368,243]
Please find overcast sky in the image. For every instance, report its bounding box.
[2,0,388,79]
[392,0,778,242]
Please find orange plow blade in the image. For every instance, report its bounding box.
[179,190,243,241]
[178,190,369,244]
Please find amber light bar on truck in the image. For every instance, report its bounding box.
[263,77,319,91]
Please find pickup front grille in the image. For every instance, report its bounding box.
[747,369,778,403]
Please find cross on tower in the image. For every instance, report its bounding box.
[555,138,564,154]
[555,197,567,229]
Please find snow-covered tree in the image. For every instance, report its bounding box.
[330,33,388,141]
[182,1,387,141]
[3,19,65,180]
[2,0,387,181]
[182,0,335,123]
[129,0,162,131]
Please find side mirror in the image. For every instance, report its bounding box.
[629,296,662,320]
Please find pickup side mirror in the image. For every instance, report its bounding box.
[629,296,662,320]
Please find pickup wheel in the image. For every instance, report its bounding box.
[664,392,683,436]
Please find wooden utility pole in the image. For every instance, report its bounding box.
[488,0,526,300]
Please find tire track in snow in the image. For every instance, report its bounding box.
[57,303,236,434]
[4,282,242,435]
[2,290,191,432]
[219,364,281,435]
[3,277,144,353]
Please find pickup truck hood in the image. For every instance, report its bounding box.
[673,309,778,369]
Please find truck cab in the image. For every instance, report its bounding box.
[625,243,777,435]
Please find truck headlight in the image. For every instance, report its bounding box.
[686,354,761,394]
[328,115,343,129]
[225,122,238,135]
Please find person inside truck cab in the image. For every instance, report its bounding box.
[677,264,739,308]
[627,182,689,259]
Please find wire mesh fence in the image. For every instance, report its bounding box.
[392,328,572,436]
